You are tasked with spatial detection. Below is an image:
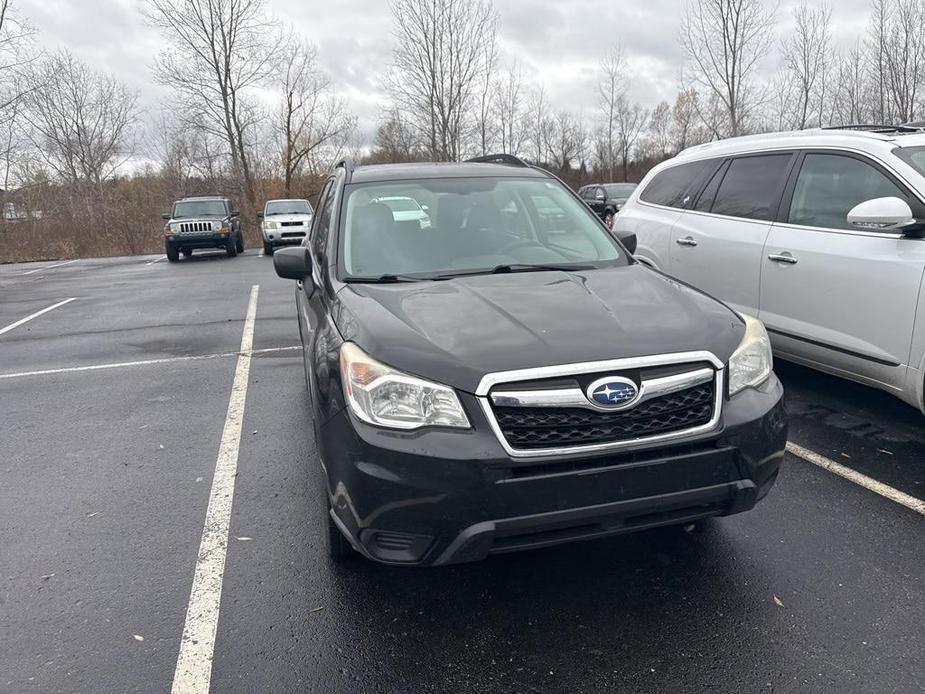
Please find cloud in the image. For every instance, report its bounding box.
[16,0,879,145]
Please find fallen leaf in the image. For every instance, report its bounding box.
[252,430,258,435]
[158,445,164,450]
[41,573,55,580]
[773,595,784,607]
[840,453,850,459]
[195,476,203,483]
[132,634,144,642]
[86,512,99,518]
[235,536,253,541]
[877,449,893,456]
[683,523,696,533]
[310,606,324,613]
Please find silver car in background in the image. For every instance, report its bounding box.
[258,198,314,255]
[616,125,925,412]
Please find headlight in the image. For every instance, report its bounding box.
[339,342,470,430]
[212,221,220,231]
[266,221,278,230]
[728,314,773,396]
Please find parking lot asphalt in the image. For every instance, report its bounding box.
[1,252,923,694]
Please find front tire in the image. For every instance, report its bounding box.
[235,233,244,253]
[226,240,238,257]
[263,241,274,256]
[165,242,179,262]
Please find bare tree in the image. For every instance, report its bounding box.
[473,32,498,156]
[881,0,925,123]
[615,96,648,181]
[388,0,498,161]
[597,44,628,179]
[146,0,279,206]
[371,108,424,162]
[544,111,581,174]
[22,51,138,185]
[646,101,673,159]
[0,0,37,205]
[780,1,832,129]
[832,41,871,125]
[278,40,355,195]
[680,0,776,136]
[527,83,550,164]
[493,61,526,156]
[672,88,702,150]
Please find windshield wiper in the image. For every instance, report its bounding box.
[436,263,596,279]
[343,273,433,284]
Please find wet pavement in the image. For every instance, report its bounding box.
[1,252,923,694]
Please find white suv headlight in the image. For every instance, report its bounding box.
[728,314,773,396]
[339,343,470,430]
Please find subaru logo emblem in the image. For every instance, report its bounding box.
[586,376,639,410]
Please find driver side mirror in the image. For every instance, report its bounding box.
[161,213,170,220]
[256,211,264,218]
[273,246,313,281]
[847,197,915,231]
[613,229,637,255]
[231,208,240,217]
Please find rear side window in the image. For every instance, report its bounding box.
[639,160,712,208]
[788,153,907,230]
[710,154,792,221]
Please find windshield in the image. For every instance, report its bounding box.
[265,200,313,215]
[376,197,421,212]
[605,183,637,197]
[894,146,925,177]
[340,177,625,279]
[173,200,226,217]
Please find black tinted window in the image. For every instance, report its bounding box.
[639,160,712,208]
[710,155,791,220]
[789,154,907,230]
[694,163,726,212]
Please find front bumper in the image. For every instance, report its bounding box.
[166,232,232,249]
[317,374,786,566]
[263,230,307,246]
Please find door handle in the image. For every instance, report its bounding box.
[675,236,698,247]
[767,253,798,265]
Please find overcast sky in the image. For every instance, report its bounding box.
[18,0,874,145]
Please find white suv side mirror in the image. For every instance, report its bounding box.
[847,197,915,231]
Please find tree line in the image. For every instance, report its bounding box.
[2,0,925,261]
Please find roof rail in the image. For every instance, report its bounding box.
[466,153,530,167]
[335,158,355,184]
[823,124,925,134]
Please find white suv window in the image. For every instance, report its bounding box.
[709,154,792,221]
[788,153,908,231]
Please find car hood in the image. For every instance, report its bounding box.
[333,265,744,394]
[265,214,312,224]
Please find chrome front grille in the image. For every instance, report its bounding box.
[493,382,714,450]
[476,353,725,458]
[179,221,214,233]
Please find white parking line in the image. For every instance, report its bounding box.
[0,298,77,337]
[0,346,299,380]
[171,285,258,694]
[787,441,925,516]
[19,259,78,276]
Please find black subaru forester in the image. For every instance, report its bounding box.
[273,155,787,566]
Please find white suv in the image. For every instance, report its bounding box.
[617,126,925,412]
